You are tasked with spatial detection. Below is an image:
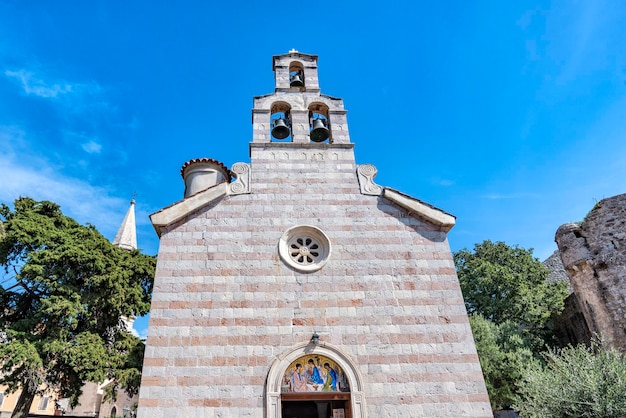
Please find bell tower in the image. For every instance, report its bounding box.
[252,50,350,145]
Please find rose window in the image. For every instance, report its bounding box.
[279,226,331,272]
[289,236,321,265]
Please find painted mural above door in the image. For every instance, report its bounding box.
[283,355,350,393]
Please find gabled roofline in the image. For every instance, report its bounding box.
[383,188,456,232]
[149,177,456,237]
[150,182,228,237]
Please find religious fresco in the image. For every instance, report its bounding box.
[282,355,349,393]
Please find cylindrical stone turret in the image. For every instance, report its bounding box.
[181,158,231,197]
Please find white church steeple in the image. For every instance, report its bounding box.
[112,198,139,334]
[112,199,137,251]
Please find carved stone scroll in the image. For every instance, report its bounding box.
[229,162,251,195]
[357,164,383,196]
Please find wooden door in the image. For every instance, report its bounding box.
[281,393,351,418]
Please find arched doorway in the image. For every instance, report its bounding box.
[281,353,351,418]
[266,342,367,418]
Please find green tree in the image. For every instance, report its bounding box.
[454,241,569,409]
[515,339,626,418]
[0,198,155,418]
[455,241,568,334]
[469,314,537,409]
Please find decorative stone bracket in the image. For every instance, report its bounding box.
[229,162,251,195]
[356,164,383,196]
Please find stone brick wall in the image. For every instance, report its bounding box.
[137,143,491,417]
[555,193,626,351]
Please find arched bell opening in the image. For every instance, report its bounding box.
[308,103,331,143]
[289,61,305,89]
[270,102,292,142]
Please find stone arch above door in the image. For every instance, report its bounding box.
[266,341,367,418]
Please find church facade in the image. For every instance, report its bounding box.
[137,51,491,418]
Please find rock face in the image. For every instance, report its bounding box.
[544,250,571,287]
[555,194,626,351]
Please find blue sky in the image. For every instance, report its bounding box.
[1,1,625,337]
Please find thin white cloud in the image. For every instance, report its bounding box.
[136,326,148,340]
[483,192,541,200]
[0,126,126,239]
[4,68,106,114]
[132,315,150,340]
[437,179,455,187]
[81,140,102,154]
[429,176,455,187]
[63,131,106,155]
[4,69,73,99]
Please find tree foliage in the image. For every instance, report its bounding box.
[515,339,626,418]
[454,240,569,333]
[0,197,155,417]
[454,241,570,409]
[469,314,537,409]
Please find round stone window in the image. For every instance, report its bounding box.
[279,225,331,272]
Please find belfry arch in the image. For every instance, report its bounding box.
[270,101,292,141]
[288,61,305,88]
[266,342,367,418]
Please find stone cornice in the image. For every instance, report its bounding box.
[383,188,456,232]
[249,142,354,152]
[150,182,228,237]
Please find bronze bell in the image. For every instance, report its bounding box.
[271,118,291,139]
[310,118,330,142]
[289,72,304,87]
